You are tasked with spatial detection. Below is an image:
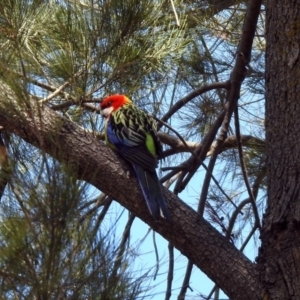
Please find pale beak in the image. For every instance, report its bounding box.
[100,106,114,118]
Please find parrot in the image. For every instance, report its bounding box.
[100,94,170,220]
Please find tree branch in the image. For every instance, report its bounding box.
[0,80,260,300]
[160,132,265,157]
[160,81,230,126]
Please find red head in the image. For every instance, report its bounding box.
[100,94,131,118]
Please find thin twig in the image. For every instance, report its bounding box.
[50,101,75,110]
[153,230,160,281]
[198,152,219,216]
[240,224,258,252]
[227,198,251,239]
[177,261,193,299]
[110,213,135,281]
[40,80,74,104]
[153,115,198,160]
[79,193,109,221]
[206,201,229,236]
[84,196,113,226]
[214,287,220,300]
[205,285,217,300]
[39,69,84,104]
[234,106,261,229]
[160,81,230,127]
[226,168,265,239]
[160,168,181,184]
[164,173,181,300]
[201,161,240,211]
[165,242,174,300]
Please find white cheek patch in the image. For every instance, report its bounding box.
[101,106,114,117]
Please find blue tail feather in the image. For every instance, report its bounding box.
[133,164,170,220]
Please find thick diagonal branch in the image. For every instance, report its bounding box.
[0,81,260,300]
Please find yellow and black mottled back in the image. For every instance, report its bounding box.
[107,102,163,171]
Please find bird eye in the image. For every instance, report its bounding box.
[107,101,112,107]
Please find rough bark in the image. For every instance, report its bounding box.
[0,81,260,299]
[258,1,300,299]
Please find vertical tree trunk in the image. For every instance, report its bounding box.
[259,1,300,299]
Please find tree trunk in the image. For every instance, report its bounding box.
[258,1,300,299]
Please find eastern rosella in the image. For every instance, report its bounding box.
[100,94,170,220]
